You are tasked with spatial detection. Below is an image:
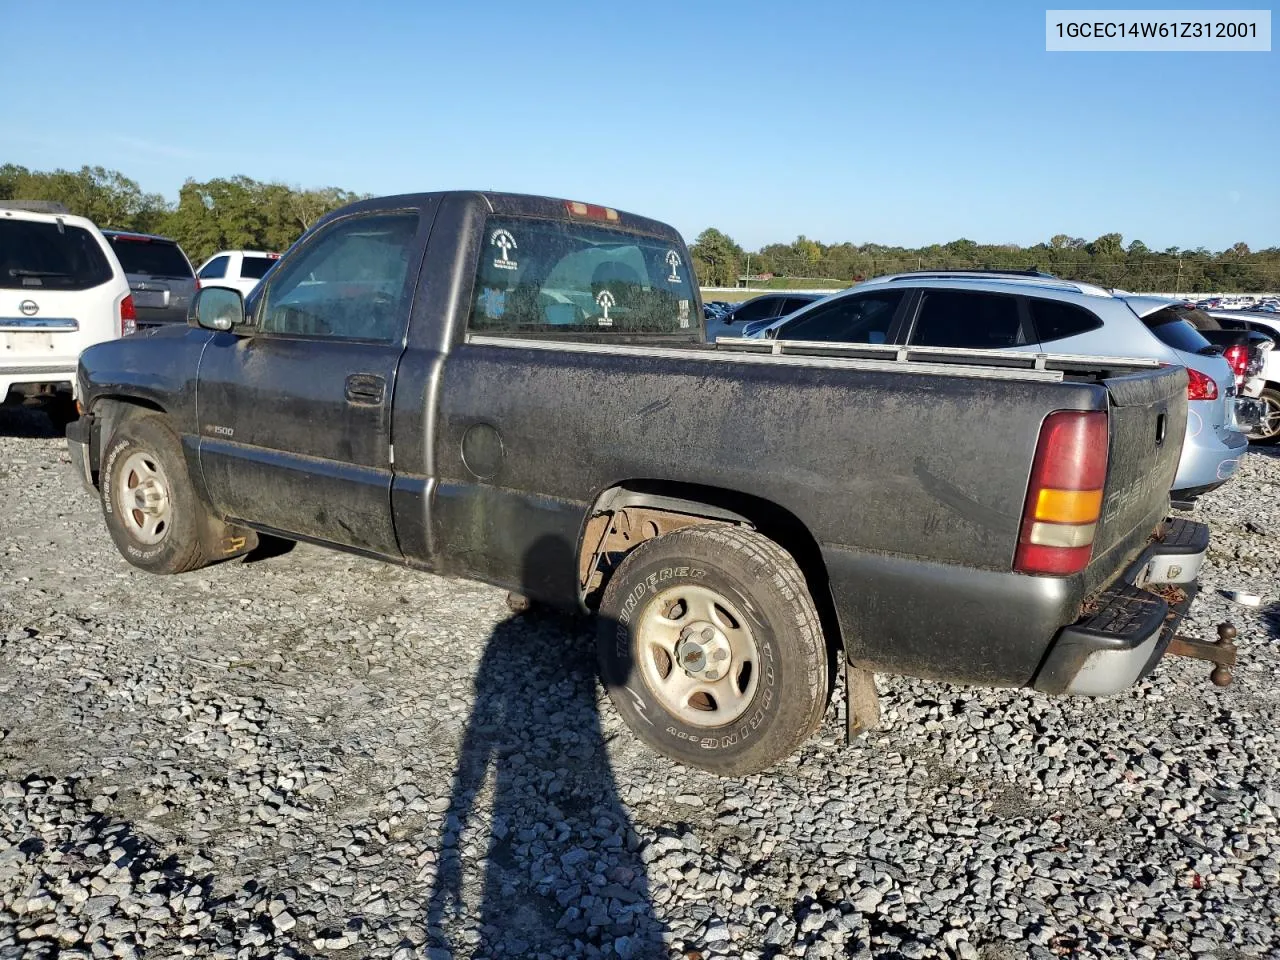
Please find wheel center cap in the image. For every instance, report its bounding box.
[676,622,732,681]
[134,480,165,513]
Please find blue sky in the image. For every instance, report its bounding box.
[2,0,1275,251]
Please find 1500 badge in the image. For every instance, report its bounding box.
[204,424,234,438]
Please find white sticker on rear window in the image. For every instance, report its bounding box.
[596,289,615,327]
[665,250,683,284]
[490,228,518,271]
[678,299,690,328]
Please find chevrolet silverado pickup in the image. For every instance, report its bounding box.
[68,191,1217,775]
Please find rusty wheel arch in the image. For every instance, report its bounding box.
[576,488,748,600]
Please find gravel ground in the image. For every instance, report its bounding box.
[2,404,1279,960]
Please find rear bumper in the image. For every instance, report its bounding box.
[1032,517,1209,696]
[0,365,78,400]
[1174,412,1247,493]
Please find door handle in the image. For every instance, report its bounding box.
[345,373,386,405]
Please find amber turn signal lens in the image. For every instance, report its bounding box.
[1034,487,1103,525]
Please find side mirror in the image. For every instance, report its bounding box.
[191,287,245,332]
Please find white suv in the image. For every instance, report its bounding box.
[1,201,134,426]
[195,250,281,297]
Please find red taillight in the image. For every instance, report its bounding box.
[194,278,201,291]
[1014,411,1109,576]
[119,294,137,336]
[1186,367,1218,401]
[1222,345,1248,385]
[564,200,620,222]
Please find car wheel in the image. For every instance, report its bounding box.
[100,412,251,574]
[1249,387,1280,445]
[597,525,828,776]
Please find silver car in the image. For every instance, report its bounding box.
[102,230,198,327]
[746,271,1246,504]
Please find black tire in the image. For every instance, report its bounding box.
[1249,387,1280,445]
[597,525,828,776]
[100,412,252,574]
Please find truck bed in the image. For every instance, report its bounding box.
[431,334,1186,685]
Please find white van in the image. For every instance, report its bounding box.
[0,202,133,426]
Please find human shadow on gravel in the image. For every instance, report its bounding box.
[427,535,666,959]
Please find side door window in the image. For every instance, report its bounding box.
[781,297,816,316]
[908,290,1029,349]
[199,255,229,280]
[257,213,419,342]
[730,297,781,323]
[775,291,906,344]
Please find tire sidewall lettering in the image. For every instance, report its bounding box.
[102,431,174,563]
[614,560,779,752]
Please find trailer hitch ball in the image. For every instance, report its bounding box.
[1165,622,1238,687]
[1211,623,1237,687]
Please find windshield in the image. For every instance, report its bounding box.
[0,219,113,290]
[467,217,699,337]
[106,236,192,279]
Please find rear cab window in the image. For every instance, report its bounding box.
[240,255,279,280]
[1141,306,1216,355]
[106,235,193,279]
[467,217,698,338]
[0,219,113,291]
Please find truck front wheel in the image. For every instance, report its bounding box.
[596,526,828,776]
[100,412,248,575]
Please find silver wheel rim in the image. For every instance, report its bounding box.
[117,450,172,545]
[636,584,760,728]
[1251,396,1280,441]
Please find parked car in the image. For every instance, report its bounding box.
[751,272,1246,506]
[102,230,198,328]
[70,191,1211,775]
[1206,309,1280,442]
[1,200,133,428]
[196,250,281,297]
[705,292,826,341]
[1178,307,1271,400]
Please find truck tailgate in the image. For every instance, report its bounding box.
[1087,364,1188,591]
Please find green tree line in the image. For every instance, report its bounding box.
[3,163,1274,292]
[692,228,1280,293]
[0,164,364,265]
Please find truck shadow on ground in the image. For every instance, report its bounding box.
[0,403,62,438]
[426,536,667,958]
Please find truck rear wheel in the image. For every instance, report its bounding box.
[597,525,828,776]
[100,412,249,575]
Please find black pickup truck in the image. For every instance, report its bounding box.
[68,191,1219,775]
